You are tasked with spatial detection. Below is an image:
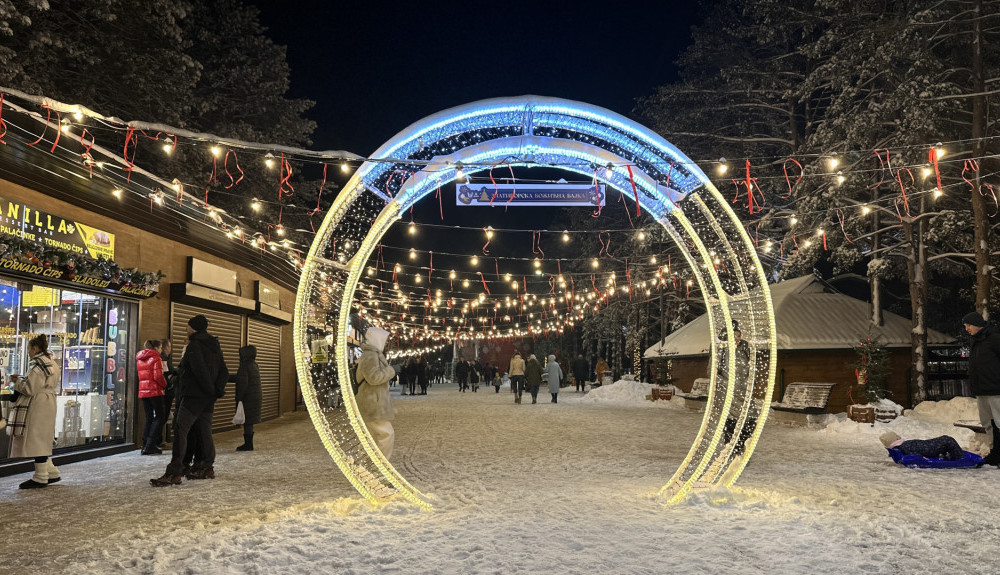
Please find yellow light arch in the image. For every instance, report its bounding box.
[293,96,777,508]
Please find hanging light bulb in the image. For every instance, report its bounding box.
[638,231,646,241]
[341,161,350,173]
[471,256,479,266]
[591,259,599,268]
[828,157,839,171]
[449,270,456,279]
[264,152,275,168]
[604,163,613,178]
[562,231,570,243]
[210,146,221,157]
[717,158,728,175]
[409,248,416,260]
[462,279,470,288]
[251,198,262,211]
[455,162,465,181]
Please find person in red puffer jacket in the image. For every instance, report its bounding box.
[137,340,168,455]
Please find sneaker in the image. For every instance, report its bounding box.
[186,467,215,480]
[150,474,182,487]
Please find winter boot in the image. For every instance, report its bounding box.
[150,473,183,487]
[20,461,49,489]
[186,466,215,480]
[46,459,61,484]
[983,421,1000,466]
[236,433,254,451]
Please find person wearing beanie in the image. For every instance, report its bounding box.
[879,431,965,460]
[152,315,229,486]
[964,310,1000,466]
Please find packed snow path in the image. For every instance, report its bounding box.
[1,381,998,574]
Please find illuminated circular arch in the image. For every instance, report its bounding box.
[293,96,777,507]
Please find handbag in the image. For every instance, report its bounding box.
[8,394,31,437]
[232,401,245,425]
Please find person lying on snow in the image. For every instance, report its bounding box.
[879,431,964,460]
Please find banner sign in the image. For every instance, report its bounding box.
[0,196,115,259]
[456,183,605,207]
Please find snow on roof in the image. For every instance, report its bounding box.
[644,274,956,358]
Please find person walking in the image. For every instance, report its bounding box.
[455,358,469,392]
[355,326,397,458]
[10,334,61,489]
[545,354,564,403]
[470,360,481,392]
[136,340,168,455]
[964,311,1000,466]
[151,315,228,486]
[524,354,543,404]
[509,352,526,403]
[230,345,261,451]
[572,354,590,392]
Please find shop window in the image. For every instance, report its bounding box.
[0,279,136,460]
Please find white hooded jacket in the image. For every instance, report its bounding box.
[354,327,396,422]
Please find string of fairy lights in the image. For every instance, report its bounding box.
[1,87,994,352]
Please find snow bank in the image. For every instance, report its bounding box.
[814,397,980,448]
[575,379,683,409]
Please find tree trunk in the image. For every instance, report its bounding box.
[904,212,929,404]
[972,0,992,318]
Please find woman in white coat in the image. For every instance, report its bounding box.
[545,354,564,404]
[10,334,61,489]
[354,327,397,459]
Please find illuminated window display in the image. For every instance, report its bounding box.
[0,279,136,460]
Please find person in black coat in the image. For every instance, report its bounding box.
[151,315,228,486]
[572,354,590,392]
[455,359,470,392]
[231,345,262,451]
[964,311,1000,466]
[416,356,429,395]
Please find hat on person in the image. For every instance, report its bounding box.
[879,431,902,448]
[188,314,209,331]
[963,311,986,327]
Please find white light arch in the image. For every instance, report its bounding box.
[293,96,777,508]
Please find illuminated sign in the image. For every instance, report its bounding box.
[456,183,605,207]
[0,196,115,259]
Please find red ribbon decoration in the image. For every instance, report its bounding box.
[782,158,803,198]
[278,153,294,198]
[868,149,891,190]
[79,129,95,176]
[504,163,517,206]
[123,127,138,183]
[26,105,62,153]
[488,165,499,206]
[482,227,491,255]
[428,251,433,283]
[549,276,555,294]
[531,231,544,258]
[436,187,443,220]
[836,209,855,244]
[625,165,641,217]
[929,147,943,192]
[822,231,827,251]
[477,272,490,295]
[224,150,245,190]
[895,168,914,217]
[962,159,979,193]
[591,167,603,218]
[0,93,7,144]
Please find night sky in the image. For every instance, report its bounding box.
[249,1,703,155]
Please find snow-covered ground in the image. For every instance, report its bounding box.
[2,380,998,575]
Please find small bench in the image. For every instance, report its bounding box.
[677,378,711,411]
[769,382,836,426]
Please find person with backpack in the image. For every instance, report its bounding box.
[230,345,262,451]
[151,315,228,486]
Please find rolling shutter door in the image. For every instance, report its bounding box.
[247,319,281,421]
[170,303,244,431]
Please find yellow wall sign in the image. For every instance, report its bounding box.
[0,196,115,259]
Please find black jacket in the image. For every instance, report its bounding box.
[572,357,590,380]
[969,326,1000,396]
[177,330,228,402]
[230,345,262,424]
